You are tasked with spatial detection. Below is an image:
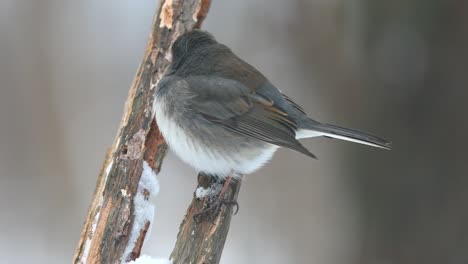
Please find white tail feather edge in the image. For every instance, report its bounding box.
[295,129,387,149]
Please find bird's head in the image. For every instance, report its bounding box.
[170,30,217,64]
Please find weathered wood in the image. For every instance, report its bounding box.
[170,174,242,264]
[73,1,212,263]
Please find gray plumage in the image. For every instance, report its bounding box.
[154,30,390,177]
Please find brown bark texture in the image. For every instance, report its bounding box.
[71,0,242,263]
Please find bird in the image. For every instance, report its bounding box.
[153,30,390,212]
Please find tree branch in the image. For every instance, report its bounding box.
[170,175,242,264]
[73,0,212,263]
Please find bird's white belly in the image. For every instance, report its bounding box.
[154,101,278,178]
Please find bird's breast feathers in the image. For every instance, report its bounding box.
[153,98,277,178]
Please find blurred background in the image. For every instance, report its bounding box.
[1,0,467,263]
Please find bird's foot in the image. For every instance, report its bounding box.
[193,198,239,221]
[193,175,239,222]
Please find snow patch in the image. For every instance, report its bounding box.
[105,160,114,176]
[195,183,222,199]
[122,161,160,263]
[195,187,210,198]
[102,160,114,185]
[82,210,101,263]
[127,255,171,264]
[121,189,130,198]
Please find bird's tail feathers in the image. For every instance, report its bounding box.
[296,122,391,150]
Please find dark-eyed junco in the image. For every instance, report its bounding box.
[153,30,390,182]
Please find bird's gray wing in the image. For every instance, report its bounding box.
[185,76,316,158]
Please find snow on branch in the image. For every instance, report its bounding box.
[122,161,160,262]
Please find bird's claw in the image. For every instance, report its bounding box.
[220,199,239,215]
[193,198,240,221]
